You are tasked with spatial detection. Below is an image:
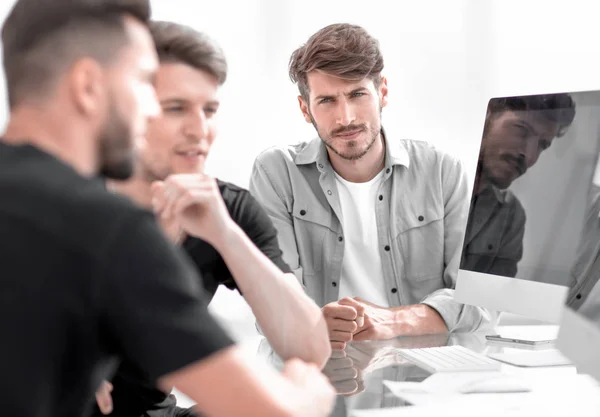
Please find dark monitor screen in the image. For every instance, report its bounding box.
[459,90,600,310]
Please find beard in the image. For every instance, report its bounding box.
[98,99,136,181]
[479,158,520,190]
[309,109,382,161]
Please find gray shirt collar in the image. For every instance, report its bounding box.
[294,128,410,172]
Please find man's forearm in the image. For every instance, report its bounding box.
[160,346,335,417]
[213,221,331,367]
[353,300,449,341]
[390,304,449,336]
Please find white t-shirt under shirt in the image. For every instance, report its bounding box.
[335,169,390,308]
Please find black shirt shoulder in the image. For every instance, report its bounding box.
[0,143,139,254]
[218,179,268,231]
[183,179,292,296]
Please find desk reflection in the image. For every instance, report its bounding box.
[257,331,502,416]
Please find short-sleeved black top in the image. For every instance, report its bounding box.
[93,180,292,416]
[0,143,234,417]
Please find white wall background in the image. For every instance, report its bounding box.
[1,0,600,343]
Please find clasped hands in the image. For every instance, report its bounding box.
[322,297,399,350]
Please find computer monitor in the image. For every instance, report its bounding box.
[557,285,600,383]
[454,90,600,324]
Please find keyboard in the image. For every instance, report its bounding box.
[395,345,502,373]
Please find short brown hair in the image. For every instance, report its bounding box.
[2,0,151,108]
[487,93,576,138]
[149,21,227,85]
[289,23,384,101]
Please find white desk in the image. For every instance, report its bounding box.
[174,325,600,416]
[314,325,600,417]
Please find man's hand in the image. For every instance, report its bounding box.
[322,298,366,350]
[352,298,448,341]
[95,381,113,415]
[322,349,364,396]
[322,342,407,397]
[345,342,405,375]
[281,359,337,417]
[151,174,234,248]
[352,297,401,341]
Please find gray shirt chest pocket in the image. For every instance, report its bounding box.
[394,208,445,281]
[291,204,336,274]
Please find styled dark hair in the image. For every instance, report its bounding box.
[2,0,152,108]
[487,93,577,137]
[149,20,227,85]
[289,23,384,101]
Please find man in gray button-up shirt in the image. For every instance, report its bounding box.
[250,23,491,349]
[461,94,576,278]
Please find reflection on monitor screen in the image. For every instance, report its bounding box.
[455,90,600,323]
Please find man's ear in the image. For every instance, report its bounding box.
[68,58,107,117]
[298,95,312,123]
[379,76,389,108]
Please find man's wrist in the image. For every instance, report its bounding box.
[211,218,242,251]
[390,306,408,336]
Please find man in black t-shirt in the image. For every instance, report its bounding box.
[98,21,331,416]
[0,2,335,417]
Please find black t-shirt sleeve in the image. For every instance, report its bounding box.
[96,211,234,382]
[229,189,293,276]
